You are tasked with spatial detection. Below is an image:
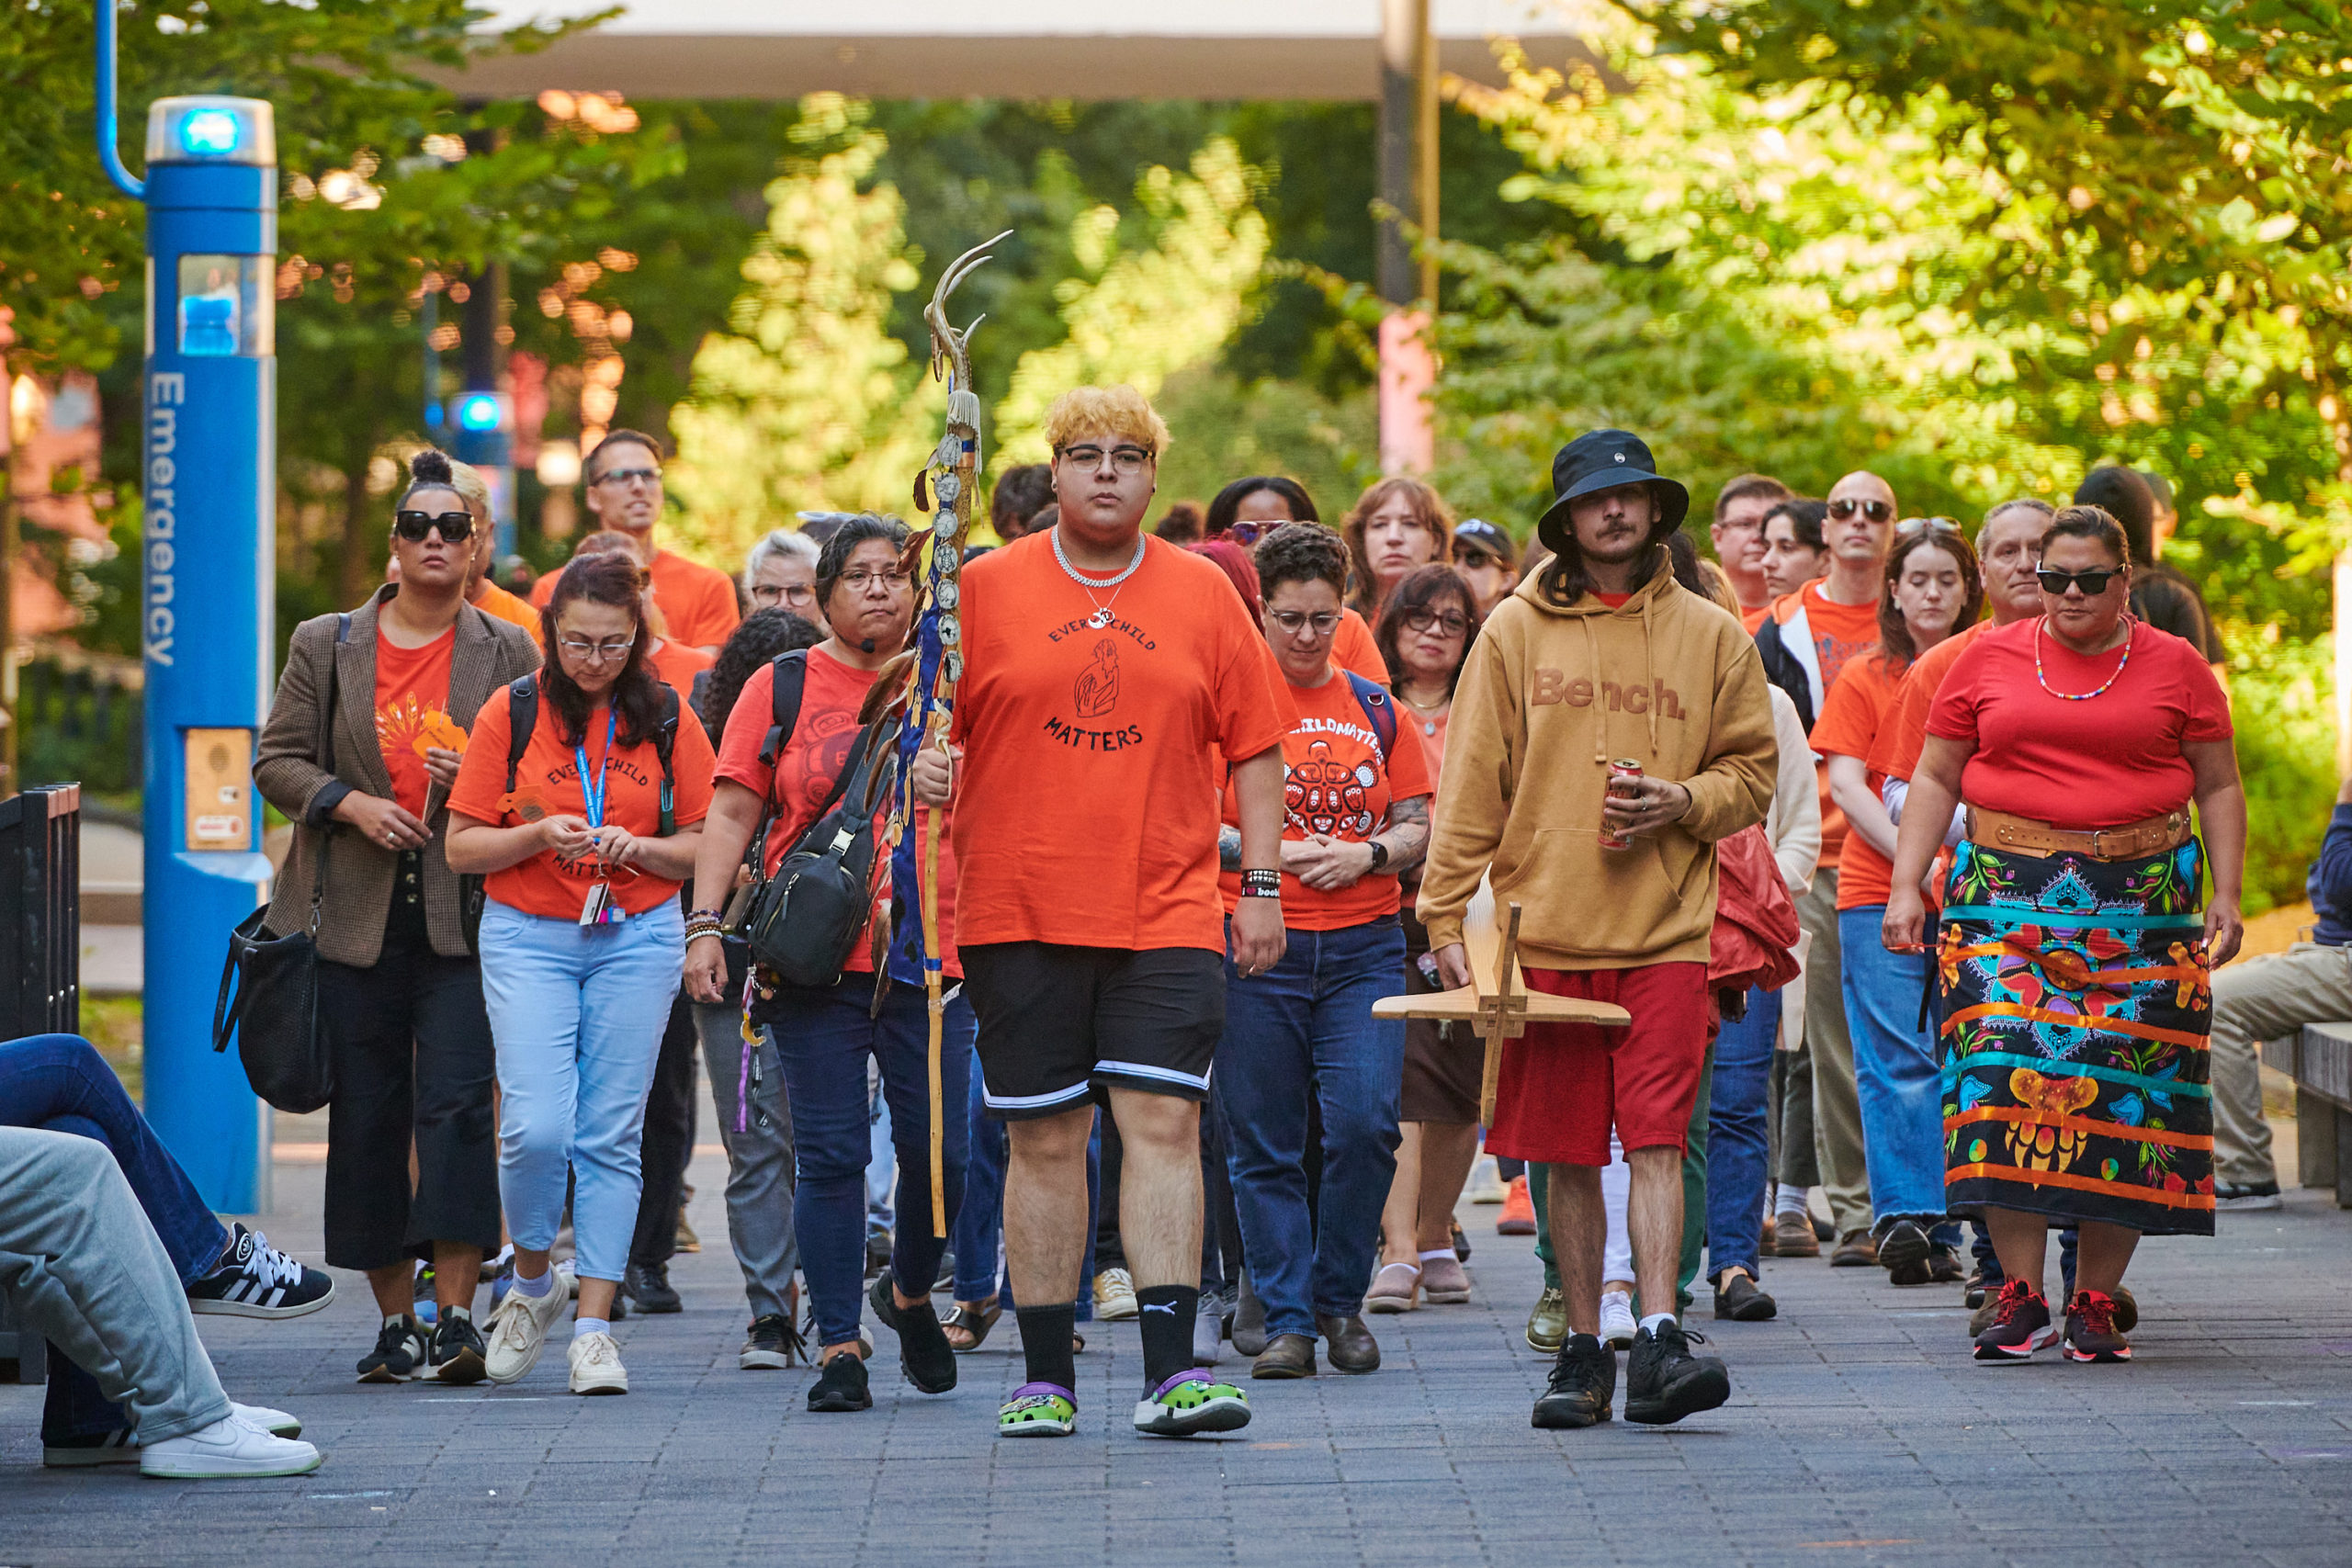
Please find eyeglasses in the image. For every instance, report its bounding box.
[557,636,635,662]
[750,582,816,607]
[836,568,909,592]
[2035,567,2120,596]
[1896,516,1962,537]
[1827,497,1894,524]
[1265,608,1341,637]
[1402,607,1471,637]
[591,467,662,488]
[1055,444,1155,475]
[393,510,473,543]
[1225,519,1285,546]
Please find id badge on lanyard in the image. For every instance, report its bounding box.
[577,711,627,928]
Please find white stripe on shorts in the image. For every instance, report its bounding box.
[982,1081,1094,1111]
[1093,1059,1211,1091]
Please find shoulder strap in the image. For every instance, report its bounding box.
[760,649,811,767]
[652,685,680,837]
[504,674,538,795]
[1344,671,1397,762]
[309,614,353,922]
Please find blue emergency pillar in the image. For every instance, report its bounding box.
[135,97,279,1211]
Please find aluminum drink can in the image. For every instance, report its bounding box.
[1600,758,1643,851]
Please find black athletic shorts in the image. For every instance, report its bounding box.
[959,942,1225,1121]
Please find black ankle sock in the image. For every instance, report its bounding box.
[1017,1304,1077,1392]
[1136,1285,1198,1392]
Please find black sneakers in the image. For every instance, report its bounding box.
[1624,1319,1730,1425]
[1532,1333,1616,1429]
[358,1316,429,1383]
[1973,1280,2056,1362]
[624,1261,682,1314]
[1877,1220,1932,1286]
[431,1310,488,1384]
[740,1314,804,1371]
[186,1224,335,1319]
[807,1350,873,1413]
[869,1273,957,1393]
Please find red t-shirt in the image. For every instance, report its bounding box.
[1804,581,1881,696]
[1867,620,1990,784]
[715,648,956,977]
[646,637,714,698]
[532,547,742,651]
[1331,608,1389,683]
[949,533,1294,953]
[1810,652,1905,910]
[1591,591,1632,607]
[373,626,456,820]
[447,686,717,919]
[1216,671,1433,931]
[1927,618,2232,829]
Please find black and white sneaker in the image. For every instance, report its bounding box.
[432,1310,488,1384]
[740,1314,804,1371]
[185,1224,334,1319]
[358,1316,429,1383]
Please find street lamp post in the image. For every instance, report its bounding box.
[97,9,278,1211]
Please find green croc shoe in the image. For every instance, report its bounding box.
[999,1382,1078,1438]
[1133,1372,1251,1438]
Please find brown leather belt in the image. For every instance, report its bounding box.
[1965,807,2192,862]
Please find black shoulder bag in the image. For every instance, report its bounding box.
[739,667,890,991]
[210,614,347,1113]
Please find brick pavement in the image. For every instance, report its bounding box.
[4,1142,2350,1568]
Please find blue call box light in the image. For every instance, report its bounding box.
[179,109,241,156]
[456,392,503,433]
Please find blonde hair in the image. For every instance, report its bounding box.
[1041,385,1171,457]
[1693,559,1743,618]
[1340,476,1453,614]
[445,457,493,520]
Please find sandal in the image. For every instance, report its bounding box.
[941,1298,1003,1353]
[1365,1262,1420,1314]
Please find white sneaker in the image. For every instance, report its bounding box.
[568,1331,629,1394]
[1467,1154,1507,1203]
[232,1403,300,1438]
[44,1403,299,1468]
[139,1415,322,1479]
[1598,1290,1638,1350]
[1094,1267,1138,1321]
[485,1265,571,1384]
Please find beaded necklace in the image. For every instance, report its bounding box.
[2033,615,2133,702]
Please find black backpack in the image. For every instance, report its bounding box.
[735,649,892,991]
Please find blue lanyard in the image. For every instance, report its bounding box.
[575,709,616,829]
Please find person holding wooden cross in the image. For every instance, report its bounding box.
[1419,430,1778,1430]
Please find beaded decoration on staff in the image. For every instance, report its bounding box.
[858,231,1011,1239]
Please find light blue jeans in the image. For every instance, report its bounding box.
[481,898,685,1283]
[1838,906,1960,1247]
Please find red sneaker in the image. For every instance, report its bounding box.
[2064,1290,2133,1362]
[1496,1176,1536,1235]
[1972,1279,2056,1363]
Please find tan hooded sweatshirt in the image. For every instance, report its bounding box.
[1418,564,1778,970]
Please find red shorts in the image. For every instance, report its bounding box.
[1485,963,1710,1167]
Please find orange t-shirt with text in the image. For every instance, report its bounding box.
[374,626,456,820]
[447,686,717,919]
[531,547,742,651]
[1803,581,1881,696]
[1216,671,1433,930]
[949,533,1295,953]
[1809,651,1904,910]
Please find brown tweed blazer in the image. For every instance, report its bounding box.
[254,586,541,967]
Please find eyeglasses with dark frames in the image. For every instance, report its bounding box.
[393,510,474,543]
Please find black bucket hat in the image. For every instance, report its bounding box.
[1534,430,1690,556]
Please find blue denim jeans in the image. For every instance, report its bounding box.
[753,981,973,1348]
[481,899,684,1283]
[1217,919,1406,1340]
[949,1065,1098,1318]
[0,1034,229,1442]
[1839,907,1960,1247]
[1704,988,1780,1284]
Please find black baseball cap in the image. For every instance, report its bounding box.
[1452,519,1513,563]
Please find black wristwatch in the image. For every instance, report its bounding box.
[1367,839,1390,873]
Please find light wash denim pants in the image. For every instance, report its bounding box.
[1838,906,1960,1247]
[481,898,685,1284]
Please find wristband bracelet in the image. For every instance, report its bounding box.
[1239,868,1281,891]
[684,918,726,942]
[685,908,725,922]
[1238,884,1283,899]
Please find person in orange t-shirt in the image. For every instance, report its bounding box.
[1210,525,1431,1377]
[529,430,741,652]
[1809,524,1982,1287]
[445,550,713,1395]
[912,388,1291,1439]
[683,514,973,1407]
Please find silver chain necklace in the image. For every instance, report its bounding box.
[1051,527,1148,628]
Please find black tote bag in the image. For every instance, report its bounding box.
[210,615,345,1113]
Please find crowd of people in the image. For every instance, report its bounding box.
[14,379,2318,1472]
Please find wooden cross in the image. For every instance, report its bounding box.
[1374,890,1632,1125]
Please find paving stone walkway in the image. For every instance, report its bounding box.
[4,1141,2350,1567]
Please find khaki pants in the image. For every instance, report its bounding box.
[2210,942,2352,1189]
[1798,871,1872,1240]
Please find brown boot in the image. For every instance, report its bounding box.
[1250,1333,1316,1379]
[1316,1313,1380,1373]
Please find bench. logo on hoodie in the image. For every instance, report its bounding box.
[1528,669,1689,719]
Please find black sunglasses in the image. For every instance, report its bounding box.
[2035,566,2119,596]
[394,509,474,543]
[1827,497,1894,524]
